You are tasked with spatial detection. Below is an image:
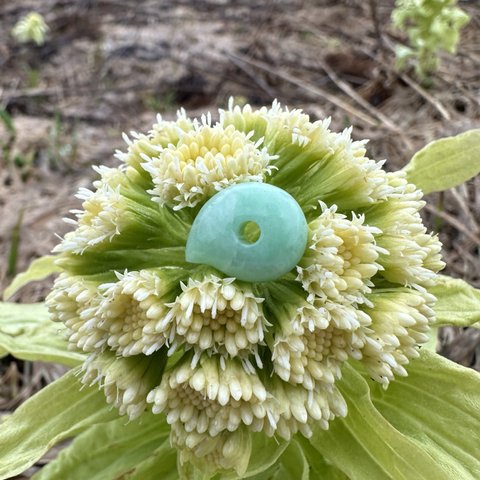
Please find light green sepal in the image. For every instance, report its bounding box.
[403,129,480,194]
[182,431,288,480]
[33,412,171,480]
[56,247,190,276]
[3,255,61,300]
[0,302,84,366]
[429,275,480,328]
[309,362,452,480]
[368,350,480,480]
[252,440,309,480]
[0,369,119,480]
[235,433,288,479]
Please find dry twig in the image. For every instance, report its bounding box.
[425,202,480,246]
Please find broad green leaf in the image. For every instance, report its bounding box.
[3,255,61,300]
[124,439,177,480]
[0,302,84,366]
[429,275,480,328]
[310,363,452,480]
[403,129,480,194]
[34,412,171,480]
[0,368,118,480]
[369,350,480,480]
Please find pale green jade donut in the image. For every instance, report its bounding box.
[185,182,308,282]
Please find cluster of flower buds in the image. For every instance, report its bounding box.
[47,100,444,476]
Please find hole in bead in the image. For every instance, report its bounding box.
[238,221,261,244]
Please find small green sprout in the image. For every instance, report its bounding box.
[392,0,470,80]
[12,12,49,46]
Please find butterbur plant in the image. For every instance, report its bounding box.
[1,101,480,479]
[392,0,470,80]
[11,12,49,46]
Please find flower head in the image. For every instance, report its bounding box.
[96,268,184,356]
[147,355,273,435]
[12,12,49,46]
[46,273,106,352]
[143,121,276,209]
[81,349,166,419]
[54,184,126,254]
[271,299,369,389]
[360,289,435,384]
[297,202,383,304]
[161,275,268,364]
[49,99,444,476]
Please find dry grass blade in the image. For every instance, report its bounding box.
[381,37,453,121]
[449,185,480,235]
[425,202,480,246]
[227,54,277,98]
[398,73,452,121]
[317,58,401,133]
[226,52,381,127]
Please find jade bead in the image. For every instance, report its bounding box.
[185,182,308,282]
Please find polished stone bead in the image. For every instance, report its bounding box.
[185,182,308,282]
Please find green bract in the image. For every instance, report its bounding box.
[1,101,480,479]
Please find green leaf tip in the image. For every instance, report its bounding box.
[404,129,480,195]
[3,255,61,300]
[0,369,118,480]
[429,275,480,328]
[0,301,84,366]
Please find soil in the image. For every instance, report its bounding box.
[0,0,479,441]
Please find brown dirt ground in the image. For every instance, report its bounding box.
[0,1,479,468]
